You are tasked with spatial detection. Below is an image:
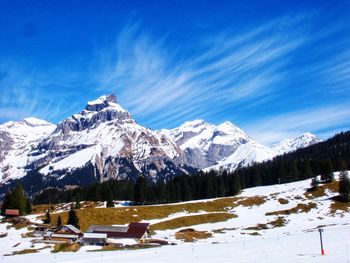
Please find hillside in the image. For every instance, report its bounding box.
[1,173,349,262]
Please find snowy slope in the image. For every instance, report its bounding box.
[0,118,56,183]
[1,173,350,262]
[271,132,322,154]
[205,140,278,171]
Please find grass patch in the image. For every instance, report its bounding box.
[266,202,317,216]
[212,227,237,234]
[51,243,80,253]
[32,204,57,214]
[244,223,268,231]
[150,213,236,231]
[175,228,212,242]
[50,197,243,232]
[329,201,349,214]
[21,231,35,238]
[87,244,122,252]
[244,216,287,232]
[12,249,38,255]
[278,198,289,205]
[304,181,339,199]
[12,245,51,255]
[235,196,266,207]
[269,217,287,227]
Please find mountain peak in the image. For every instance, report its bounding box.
[85,94,126,112]
[271,132,321,154]
[23,117,54,127]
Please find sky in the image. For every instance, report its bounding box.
[0,0,350,145]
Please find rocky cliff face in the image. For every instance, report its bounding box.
[27,94,189,183]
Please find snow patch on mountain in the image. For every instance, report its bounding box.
[160,120,251,169]
[0,118,56,183]
[205,141,278,172]
[271,132,322,154]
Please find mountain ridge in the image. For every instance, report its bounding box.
[0,94,321,189]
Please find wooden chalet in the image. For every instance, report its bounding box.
[44,225,82,242]
[5,209,19,217]
[84,222,150,245]
[82,233,107,245]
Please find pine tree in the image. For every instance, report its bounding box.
[134,176,147,204]
[106,188,114,207]
[2,185,29,216]
[338,171,350,202]
[302,159,313,180]
[310,176,319,191]
[74,193,81,209]
[57,215,62,226]
[25,199,32,214]
[67,206,80,229]
[321,160,334,183]
[43,209,51,224]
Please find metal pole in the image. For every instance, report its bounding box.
[319,228,325,255]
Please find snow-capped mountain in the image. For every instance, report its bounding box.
[161,121,322,172]
[0,118,56,184]
[161,120,278,172]
[205,141,278,172]
[0,93,323,191]
[271,132,322,154]
[26,94,190,184]
[160,120,252,169]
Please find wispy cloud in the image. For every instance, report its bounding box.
[94,15,308,128]
[246,104,350,144]
[1,9,349,145]
[0,60,86,123]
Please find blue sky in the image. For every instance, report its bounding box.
[0,0,350,144]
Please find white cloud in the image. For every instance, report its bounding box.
[246,104,350,145]
[94,15,307,128]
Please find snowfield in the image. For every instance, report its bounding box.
[1,175,350,262]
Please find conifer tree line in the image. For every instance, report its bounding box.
[32,131,350,205]
[1,185,32,215]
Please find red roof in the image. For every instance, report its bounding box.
[92,222,150,239]
[5,209,19,216]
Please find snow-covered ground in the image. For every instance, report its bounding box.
[1,175,349,262]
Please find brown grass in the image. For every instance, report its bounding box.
[304,181,339,199]
[12,245,51,255]
[269,217,287,227]
[212,227,237,234]
[150,213,236,231]
[329,201,349,214]
[278,198,289,205]
[175,228,212,242]
[265,202,317,216]
[244,223,268,231]
[51,243,80,253]
[244,216,287,232]
[12,249,38,255]
[49,196,245,231]
[235,196,266,207]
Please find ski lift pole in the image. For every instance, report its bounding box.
[318,228,325,255]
